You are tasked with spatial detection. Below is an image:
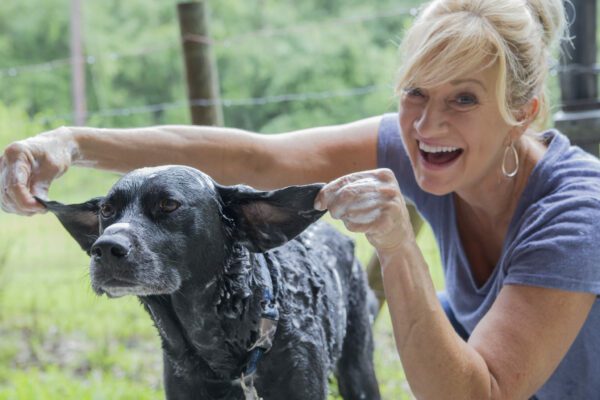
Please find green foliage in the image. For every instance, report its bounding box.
[0,0,71,117]
[0,0,422,131]
[0,0,569,134]
[212,0,414,132]
[0,102,46,148]
[0,367,160,400]
[0,213,163,398]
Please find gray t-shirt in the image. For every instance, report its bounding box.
[377,113,600,400]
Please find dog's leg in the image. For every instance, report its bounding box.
[335,261,381,400]
[258,343,329,400]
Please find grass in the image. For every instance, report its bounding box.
[0,168,443,399]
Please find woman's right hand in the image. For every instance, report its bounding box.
[0,127,75,216]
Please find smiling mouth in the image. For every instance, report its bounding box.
[418,141,463,166]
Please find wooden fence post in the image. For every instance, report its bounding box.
[177,1,224,126]
[70,0,87,126]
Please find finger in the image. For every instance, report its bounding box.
[343,192,383,213]
[342,207,382,225]
[3,161,44,214]
[0,157,18,214]
[328,192,378,219]
[2,184,36,215]
[314,189,327,210]
[1,186,35,216]
[372,167,398,183]
[316,171,381,208]
[29,182,49,214]
[1,141,51,215]
[13,181,42,209]
[0,189,16,213]
[319,178,380,214]
[342,219,376,234]
[326,180,392,219]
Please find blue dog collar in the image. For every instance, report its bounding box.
[243,255,279,377]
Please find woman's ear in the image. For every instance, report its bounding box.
[520,97,540,126]
[510,96,540,141]
[522,96,540,125]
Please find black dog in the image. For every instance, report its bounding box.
[38,165,381,400]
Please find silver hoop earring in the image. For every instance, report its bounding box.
[502,141,519,178]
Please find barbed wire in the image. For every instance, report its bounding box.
[5,3,600,124]
[0,6,416,79]
[0,44,175,78]
[34,84,390,125]
[29,73,600,126]
[1,44,592,81]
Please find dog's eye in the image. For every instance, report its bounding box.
[159,199,181,213]
[100,203,115,218]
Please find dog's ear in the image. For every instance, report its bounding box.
[216,183,326,252]
[35,196,102,255]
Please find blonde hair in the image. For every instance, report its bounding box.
[396,0,567,127]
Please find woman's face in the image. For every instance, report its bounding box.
[399,66,513,196]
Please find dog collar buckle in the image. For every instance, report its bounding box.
[250,314,278,352]
[251,286,279,351]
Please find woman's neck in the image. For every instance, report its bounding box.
[454,133,546,233]
[452,134,547,286]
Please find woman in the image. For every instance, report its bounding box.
[2,0,599,398]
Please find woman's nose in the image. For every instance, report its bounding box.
[414,102,448,137]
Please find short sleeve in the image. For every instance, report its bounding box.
[504,196,600,295]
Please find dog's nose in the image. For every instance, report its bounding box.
[91,235,131,260]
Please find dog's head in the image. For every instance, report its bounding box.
[38,166,325,298]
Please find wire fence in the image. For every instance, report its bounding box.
[1,3,596,126]
[35,84,391,125]
[0,6,416,78]
[0,4,417,128]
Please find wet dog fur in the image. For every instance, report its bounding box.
[39,165,380,400]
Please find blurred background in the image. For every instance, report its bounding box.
[0,0,581,398]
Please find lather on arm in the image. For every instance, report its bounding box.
[315,167,596,399]
[0,116,380,215]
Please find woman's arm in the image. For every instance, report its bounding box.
[0,116,380,214]
[72,116,381,186]
[316,168,596,399]
[382,239,595,399]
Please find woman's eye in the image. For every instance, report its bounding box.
[100,203,115,218]
[405,87,425,98]
[453,93,478,106]
[159,199,181,213]
[402,87,427,105]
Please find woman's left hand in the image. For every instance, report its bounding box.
[314,168,415,252]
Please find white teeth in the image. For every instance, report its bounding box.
[418,141,460,153]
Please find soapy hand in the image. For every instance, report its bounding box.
[0,127,74,216]
[314,168,414,253]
